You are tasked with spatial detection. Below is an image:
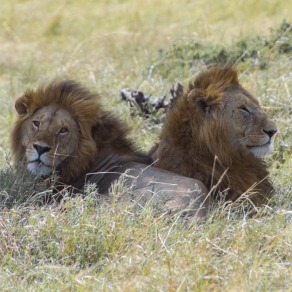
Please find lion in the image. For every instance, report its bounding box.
[151,65,277,206]
[10,80,209,217]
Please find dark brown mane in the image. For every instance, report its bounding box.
[153,65,274,206]
[11,80,149,186]
[18,80,103,126]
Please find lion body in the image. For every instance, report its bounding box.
[10,80,209,217]
[152,66,277,206]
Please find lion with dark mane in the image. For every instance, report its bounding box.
[10,80,208,217]
[152,65,277,206]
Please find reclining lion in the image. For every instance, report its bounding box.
[151,65,277,206]
[10,80,208,217]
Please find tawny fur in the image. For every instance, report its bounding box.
[152,65,276,206]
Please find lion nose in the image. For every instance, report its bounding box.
[263,127,277,139]
[33,143,51,155]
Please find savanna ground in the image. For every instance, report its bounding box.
[0,0,292,291]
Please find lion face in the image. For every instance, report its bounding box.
[20,106,80,176]
[185,77,277,161]
[215,85,277,158]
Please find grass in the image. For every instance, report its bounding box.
[0,0,292,290]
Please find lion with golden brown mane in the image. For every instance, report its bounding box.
[151,65,277,206]
[10,80,208,217]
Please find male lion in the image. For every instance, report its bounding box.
[10,80,208,217]
[151,65,277,206]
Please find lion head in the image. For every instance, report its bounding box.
[11,80,147,187]
[152,65,277,205]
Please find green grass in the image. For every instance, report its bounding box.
[0,0,292,290]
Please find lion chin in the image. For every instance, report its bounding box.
[27,161,53,176]
[152,65,277,206]
[248,143,273,158]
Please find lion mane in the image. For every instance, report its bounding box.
[152,65,277,206]
[11,80,149,191]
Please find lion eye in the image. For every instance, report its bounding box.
[59,127,68,135]
[239,106,251,114]
[32,120,40,128]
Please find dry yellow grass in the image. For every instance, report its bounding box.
[0,0,291,290]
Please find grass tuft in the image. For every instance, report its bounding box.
[0,163,50,209]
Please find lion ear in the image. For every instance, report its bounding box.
[187,88,212,113]
[15,95,29,115]
[197,99,211,113]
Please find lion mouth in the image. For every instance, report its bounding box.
[28,159,51,168]
[246,142,270,149]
